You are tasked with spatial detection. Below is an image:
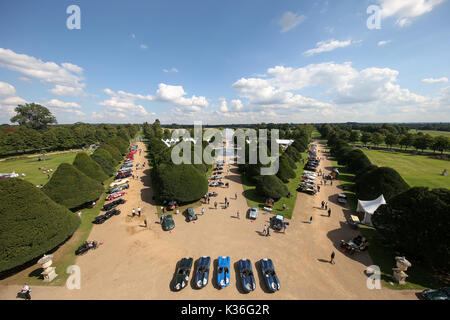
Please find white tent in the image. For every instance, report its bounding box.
[357,194,386,227]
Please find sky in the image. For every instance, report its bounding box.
[0,0,449,125]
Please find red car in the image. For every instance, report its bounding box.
[106,191,125,201]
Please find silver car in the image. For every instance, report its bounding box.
[248,207,259,219]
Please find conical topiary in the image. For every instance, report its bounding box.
[91,148,116,176]
[100,144,122,162]
[73,152,108,183]
[42,163,104,209]
[0,178,80,272]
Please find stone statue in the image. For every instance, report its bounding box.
[392,256,411,285]
[38,254,58,282]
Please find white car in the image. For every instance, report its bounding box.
[303,170,317,177]
[109,178,130,188]
[248,207,259,219]
[210,182,219,187]
[303,173,316,179]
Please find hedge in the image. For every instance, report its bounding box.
[255,175,289,200]
[91,148,116,176]
[73,152,108,183]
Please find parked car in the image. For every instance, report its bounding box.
[92,209,120,224]
[337,193,347,204]
[185,207,198,222]
[340,235,369,254]
[102,199,126,211]
[106,191,125,201]
[298,185,317,195]
[115,172,132,180]
[108,184,129,194]
[195,256,211,289]
[270,215,287,231]
[238,259,256,292]
[420,287,450,300]
[210,175,222,180]
[209,182,219,187]
[109,179,130,188]
[173,257,193,291]
[162,214,175,231]
[213,167,223,171]
[75,241,99,255]
[217,256,231,288]
[207,192,217,197]
[260,258,280,292]
[248,207,259,219]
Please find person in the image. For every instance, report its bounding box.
[176,209,179,215]
[132,208,136,217]
[309,216,313,224]
[214,201,218,209]
[137,207,141,217]
[283,203,286,210]
[321,200,325,209]
[330,251,335,264]
[317,185,320,192]
[236,210,240,219]
[325,202,328,210]
[77,211,82,217]
[208,197,210,204]
[21,284,31,300]
[143,219,147,228]
[330,179,333,186]
[266,226,271,237]
[263,224,267,235]
[92,201,96,207]
[283,223,287,233]
[328,208,331,217]
[136,174,139,180]
[201,207,205,215]
[235,192,237,200]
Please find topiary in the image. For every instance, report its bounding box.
[255,175,289,200]
[91,148,116,176]
[73,152,108,183]
[0,178,80,272]
[42,163,104,209]
[99,144,122,162]
[276,155,296,183]
[109,136,129,155]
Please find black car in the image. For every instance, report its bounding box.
[75,241,98,255]
[420,287,450,300]
[102,198,126,211]
[207,192,218,197]
[239,259,256,292]
[185,207,198,222]
[195,256,211,289]
[260,258,280,292]
[173,257,193,291]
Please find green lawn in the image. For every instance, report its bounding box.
[241,153,305,219]
[0,152,79,186]
[409,129,450,138]
[361,149,449,189]
[329,148,446,290]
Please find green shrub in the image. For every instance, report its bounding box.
[0,178,80,272]
[109,136,129,155]
[73,152,108,183]
[99,144,122,162]
[153,163,208,203]
[255,175,289,200]
[42,163,104,209]
[91,148,116,176]
[276,155,296,183]
[345,149,372,174]
[355,166,409,201]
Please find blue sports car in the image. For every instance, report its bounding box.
[260,258,280,292]
[239,259,256,292]
[195,256,211,289]
[217,256,230,288]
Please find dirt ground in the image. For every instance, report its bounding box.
[0,141,418,299]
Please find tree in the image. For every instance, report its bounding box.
[431,136,450,154]
[153,164,208,203]
[276,155,296,183]
[361,132,371,146]
[345,149,372,174]
[0,178,80,272]
[73,152,108,183]
[371,132,384,147]
[349,130,360,143]
[399,133,414,150]
[255,175,288,200]
[91,148,116,176]
[355,166,409,201]
[109,136,129,155]
[10,103,57,130]
[43,163,104,209]
[99,144,122,162]
[413,133,433,152]
[372,187,450,271]
[385,133,399,148]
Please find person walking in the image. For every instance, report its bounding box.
[325,202,328,210]
[266,226,271,237]
[328,208,331,217]
[235,192,237,200]
[201,207,205,215]
[317,185,321,192]
[21,284,31,300]
[330,251,335,264]
[283,223,287,234]
[137,207,141,217]
[263,224,267,235]
[132,208,136,217]
[214,201,218,209]
[208,197,210,204]
[143,219,147,228]
[321,200,325,209]
[236,210,240,219]
[330,179,333,186]
[309,216,313,224]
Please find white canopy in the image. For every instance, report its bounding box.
[357,194,386,226]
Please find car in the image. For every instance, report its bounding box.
[337,193,347,204]
[217,181,225,186]
[301,177,316,183]
[173,257,193,291]
[304,166,317,172]
[211,175,223,180]
[270,215,286,231]
[298,185,317,195]
[214,171,224,175]
[106,191,125,201]
[185,207,198,222]
[213,167,223,171]
[115,172,132,179]
[162,214,175,231]
[195,256,211,289]
[109,179,130,188]
[217,256,231,288]
[108,184,129,194]
[209,182,219,187]
[102,198,126,211]
[300,182,315,189]
[92,209,119,224]
[340,235,369,254]
[260,258,280,292]
[420,287,450,300]
[238,259,256,292]
[119,166,132,171]
[207,192,217,197]
[303,171,317,177]
[248,207,259,219]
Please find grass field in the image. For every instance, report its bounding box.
[409,129,450,137]
[241,153,305,220]
[0,152,79,186]
[361,149,449,189]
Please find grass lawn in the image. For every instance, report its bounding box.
[329,148,446,290]
[0,152,79,186]
[241,153,305,220]
[409,129,450,138]
[361,149,449,189]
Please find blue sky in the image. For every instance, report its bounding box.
[0,0,449,124]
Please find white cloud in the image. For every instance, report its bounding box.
[131,33,136,39]
[46,99,82,109]
[219,98,228,112]
[155,83,209,111]
[0,82,16,97]
[0,48,85,96]
[279,12,307,33]
[231,99,243,110]
[422,77,448,84]
[377,40,392,46]
[163,67,179,73]
[303,39,358,56]
[49,84,85,96]
[98,88,152,120]
[0,82,27,123]
[377,0,446,27]
[140,44,148,49]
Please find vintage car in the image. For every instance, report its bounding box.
[102,199,126,211]
[109,179,130,188]
[337,193,347,204]
[297,185,317,195]
[217,256,231,288]
[173,257,193,291]
[108,184,129,194]
[185,207,198,222]
[248,207,259,220]
[195,256,211,289]
[260,258,280,292]
[239,259,256,292]
[162,214,175,231]
[420,287,450,300]
[340,235,369,254]
[106,191,125,201]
